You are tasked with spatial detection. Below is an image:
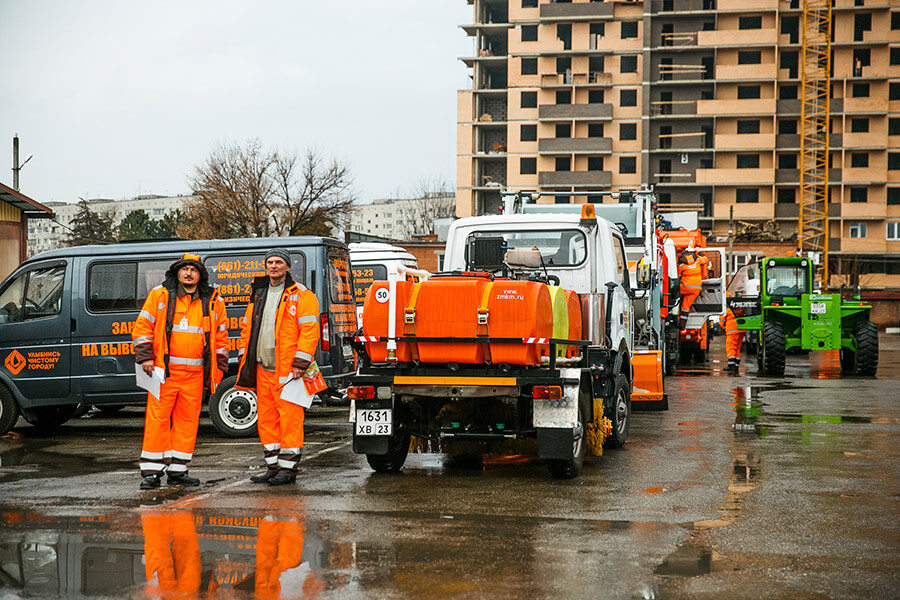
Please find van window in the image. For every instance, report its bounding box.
[0,264,66,323]
[352,264,388,305]
[328,250,354,304]
[204,253,306,306]
[614,236,627,285]
[88,260,170,312]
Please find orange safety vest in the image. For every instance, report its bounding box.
[235,273,320,390]
[719,306,744,335]
[678,260,704,291]
[133,286,228,392]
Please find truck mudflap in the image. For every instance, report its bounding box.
[631,350,667,411]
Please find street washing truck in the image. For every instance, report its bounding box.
[348,191,647,479]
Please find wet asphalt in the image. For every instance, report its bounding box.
[0,335,898,599]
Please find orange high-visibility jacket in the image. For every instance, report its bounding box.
[678,260,704,291]
[133,285,228,392]
[235,274,320,390]
[719,306,744,335]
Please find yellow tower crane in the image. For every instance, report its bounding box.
[799,0,833,289]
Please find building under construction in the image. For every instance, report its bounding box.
[456,0,900,288]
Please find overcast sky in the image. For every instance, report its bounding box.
[0,1,473,205]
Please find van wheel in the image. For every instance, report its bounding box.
[603,373,631,449]
[25,405,78,432]
[209,375,258,438]
[0,384,20,436]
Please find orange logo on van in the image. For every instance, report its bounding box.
[4,350,26,375]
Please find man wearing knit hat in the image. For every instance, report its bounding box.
[235,249,321,485]
[133,253,229,490]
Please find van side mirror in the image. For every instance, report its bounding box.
[636,260,652,289]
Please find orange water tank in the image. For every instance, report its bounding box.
[485,281,553,365]
[565,290,583,358]
[362,280,415,362]
[410,277,491,364]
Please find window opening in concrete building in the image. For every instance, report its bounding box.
[659,159,671,183]
[780,51,798,79]
[588,156,605,171]
[620,123,637,140]
[660,192,672,205]
[521,91,537,108]
[891,83,900,100]
[522,58,538,75]
[520,157,537,175]
[853,13,871,42]
[737,120,760,134]
[890,118,900,136]
[889,188,900,206]
[662,0,674,11]
[556,90,572,105]
[702,21,715,31]
[779,84,798,99]
[850,153,869,168]
[590,22,605,49]
[738,85,761,99]
[556,157,571,171]
[887,222,900,241]
[621,55,637,73]
[738,51,762,65]
[701,193,713,215]
[889,153,900,170]
[521,124,537,142]
[701,158,713,169]
[850,118,869,133]
[662,24,674,47]
[619,156,637,173]
[781,16,799,43]
[621,22,638,39]
[588,123,605,137]
[778,154,797,169]
[891,48,900,66]
[589,56,605,80]
[521,25,538,42]
[556,123,572,138]
[702,0,716,10]
[660,125,672,149]
[660,58,673,81]
[557,23,572,50]
[557,56,571,76]
[589,89,605,104]
[739,16,762,29]
[701,56,714,79]
[620,89,637,106]
[893,12,900,30]
[659,91,673,115]
[779,119,797,134]
[737,154,760,169]
[849,222,867,238]
[522,0,538,7]
[736,188,759,203]
[778,188,796,204]
[702,126,713,148]
[850,188,868,203]
[701,90,714,100]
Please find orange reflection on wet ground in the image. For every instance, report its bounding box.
[643,487,665,494]
[812,349,842,379]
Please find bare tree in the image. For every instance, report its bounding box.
[180,139,356,240]
[393,177,455,239]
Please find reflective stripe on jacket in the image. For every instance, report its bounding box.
[678,260,704,290]
[234,273,321,390]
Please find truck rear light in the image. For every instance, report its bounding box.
[348,385,375,400]
[533,385,562,400]
[320,313,330,351]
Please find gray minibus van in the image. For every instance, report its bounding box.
[0,237,357,437]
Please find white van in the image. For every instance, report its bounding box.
[348,242,418,327]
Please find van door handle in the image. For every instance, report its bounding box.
[619,313,624,325]
[71,318,77,333]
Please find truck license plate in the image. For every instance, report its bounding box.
[355,409,392,436]
[810,302,826,314]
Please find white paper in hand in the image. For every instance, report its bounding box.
[135,364,165,399]
[280,376,314,409]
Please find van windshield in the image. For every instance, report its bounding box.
[466,230,587,267]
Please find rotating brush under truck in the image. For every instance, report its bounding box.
[733,256,878,377]
[349,197,664,478]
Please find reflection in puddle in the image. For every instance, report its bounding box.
[654,539,727,577]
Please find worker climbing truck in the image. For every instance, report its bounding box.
[349,192,646,479]
[732,256,878,377]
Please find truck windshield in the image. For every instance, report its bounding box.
[466,230,587,267]
[766,265,808,297]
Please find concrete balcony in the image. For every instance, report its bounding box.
[715,133,776,149]
[843,96,889,114]
[697,98,776,115]
[775,99,842,115]
[775,169,799,183]
[539,171,612,187]
[540,2,615,19]
[539,103,613,121]
[842,202,887,218]
[697,29,777,47]
[843,132,886,148]
[776,134,801,148]
[696,167,775,185]
[717,0,780,10]
[715,63,778,81]
[539,137,613,154]
[842,167,886,184]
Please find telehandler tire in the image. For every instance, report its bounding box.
[853,320,878,377]
[762,321,786,377]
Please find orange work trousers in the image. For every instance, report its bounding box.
[726,331,745,360]
[680,288,700,314]
[140,367,203,477]
[256,367,305,450]
[142,512,201,596]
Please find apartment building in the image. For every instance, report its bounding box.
[457,0,900,287]
[27,194,192,256]
[349,194,456,241]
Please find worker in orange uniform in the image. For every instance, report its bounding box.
[141,511,201,596]
[133,254,229,490]
[236,249,320,486]
[720,299,745,372]
[255,516,324,599]
[677,249,705,329]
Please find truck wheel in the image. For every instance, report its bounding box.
[0,384,20,436]
[24,405,78,432]
[366,430,411,473]
[853,321,878,377]
[546,384,589,478]
[209,375,258,438]
[762,321,786,377]
[603,373,631,450]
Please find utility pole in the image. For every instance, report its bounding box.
[12,134,33,192]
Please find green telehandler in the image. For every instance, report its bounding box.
[729,257,878,377]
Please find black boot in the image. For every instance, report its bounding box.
[268,469,297,486]
[167,472,200,486]
[140,474,161,490]
[250,468,279,483]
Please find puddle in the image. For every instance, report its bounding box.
[0,447,135,483]
[654,538,728,577]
